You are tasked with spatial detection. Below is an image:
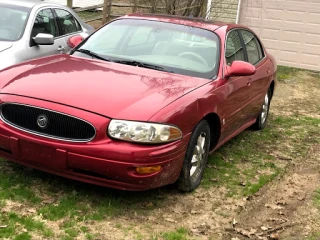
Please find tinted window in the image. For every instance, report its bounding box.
[225,30,245,65]
[74,19,220,79]
[240,30,264,65]
[0,4,30,41]
[54,9,81,36]
[31,9,57,38]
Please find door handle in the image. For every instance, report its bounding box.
[57,46,65,52]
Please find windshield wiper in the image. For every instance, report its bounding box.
[114,60,173,73]
[75,49,112,62]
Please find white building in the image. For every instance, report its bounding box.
[208,0,320,71]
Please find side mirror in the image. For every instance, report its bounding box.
[67,35,84,48]
[226,61,256,77]
[33,33,54,45]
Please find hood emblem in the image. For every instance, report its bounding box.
[37,115,48,129]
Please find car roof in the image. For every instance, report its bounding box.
[1,0,62,9]
[120,13,232,32]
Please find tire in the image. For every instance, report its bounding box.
[177,120,211,192]
[253,88,271,130]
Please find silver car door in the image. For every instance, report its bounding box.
[28,8,66,60]
[52,8,85,52]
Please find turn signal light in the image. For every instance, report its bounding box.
[136,166,162,174]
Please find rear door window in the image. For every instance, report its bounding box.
[240,30,264,65]
[54,9,81,36]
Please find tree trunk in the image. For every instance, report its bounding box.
[102,0,112,24]
[67,0,73,8]
[133,0,138,13]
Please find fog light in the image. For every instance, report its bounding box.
[136,166,162,174]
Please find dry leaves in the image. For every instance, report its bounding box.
[164,218,177,223]
[261,226,268,231]
[265,204,284,210]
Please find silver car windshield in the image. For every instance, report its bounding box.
[75,19,220,79]
[0,4,30,41]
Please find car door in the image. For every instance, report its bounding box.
[221,30,252,139]
[28,8,66,60]
[53,8,84,52]
[239,30,271,119]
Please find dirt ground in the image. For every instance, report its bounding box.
[227,73,320,240]
[72,10,320,239]
[0,71,319,240]
[92,72,320,240]
[66,74,318,240]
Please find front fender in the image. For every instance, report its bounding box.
[148,78,226,136]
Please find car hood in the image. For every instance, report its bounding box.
[0,55,209,121]
[0,41,13,52]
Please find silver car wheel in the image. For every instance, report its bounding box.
[261,93,269,124]
[190,132,207,179]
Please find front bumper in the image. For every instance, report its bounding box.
[0,95,190,191]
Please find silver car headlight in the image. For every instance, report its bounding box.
[108,120,182,143]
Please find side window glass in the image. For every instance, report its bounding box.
[31,9,57,38]
[54,9,81,36]
[240,30,263,65]
[225,31,245,65]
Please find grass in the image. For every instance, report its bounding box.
[161,228,189,240]
[202,114,320,197]
[0,212,53,239]
[277,65,320,81]
[77,11,102,20]
[313,189,320,209]
[0,66,319,239]
[0,115,318,239]
[0,164,41,203]
[306,233,320,240]
[277,65,303,81]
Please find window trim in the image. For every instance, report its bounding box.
[238,29,266,66]
[29,7,59,47]
[52,7,83,38]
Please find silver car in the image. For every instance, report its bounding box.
[0,0,95,70]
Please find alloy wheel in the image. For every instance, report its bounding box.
[261,93,269,124]
[190,132,207,180]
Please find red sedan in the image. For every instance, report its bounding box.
[0,14,276,192]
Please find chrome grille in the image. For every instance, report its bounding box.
[0,103,96,142]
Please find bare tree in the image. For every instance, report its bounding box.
[136,0,239,22]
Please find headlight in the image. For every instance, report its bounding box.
[108,120,182,144]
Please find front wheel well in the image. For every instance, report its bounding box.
[203,113,221,150]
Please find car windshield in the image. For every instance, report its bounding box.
[74,19,220,79]
[0,4,30,41]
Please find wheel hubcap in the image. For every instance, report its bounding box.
[261,93,269,124]
[190,133,206,178]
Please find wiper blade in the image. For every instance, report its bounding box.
[75,49,112,62]
[114,60,173,73]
